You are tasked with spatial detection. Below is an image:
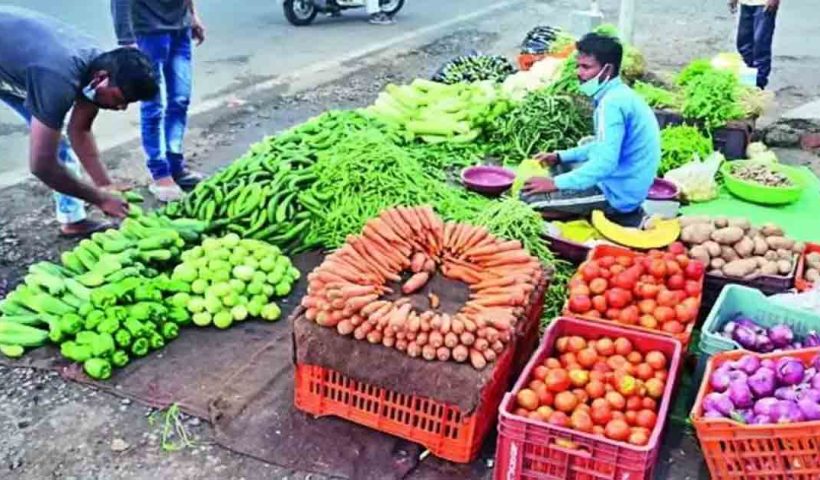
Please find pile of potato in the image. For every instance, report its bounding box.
[804,252,820,283]
[679,216,804,279]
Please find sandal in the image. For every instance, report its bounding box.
[59,219,113,239]
[172,169,206,192]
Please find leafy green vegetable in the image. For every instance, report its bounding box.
[633,81,683,110]
[681,69,743,130]
[659,125,714,176]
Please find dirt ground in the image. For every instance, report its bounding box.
[1,1,819,479]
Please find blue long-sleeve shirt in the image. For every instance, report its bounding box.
[554,77,661,213]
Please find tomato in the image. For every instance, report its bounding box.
[656,290,678,307]
[517,389,539,410]
[628,428,649,446]
[568,277,586,289]
[654,369,668,382]
[613,272,636,290]
[614,337,633,356]
[685,260,705,280]
[610,410,626,422]
[536,405,554,421]
[667,242,686,255]
[639,314,659,330]
[604,419,631,441]
[642,398,658,411]
[649,260,667,279]
[568,369,590,388]
[614,372,638,396]
[591,362,610,375]
[514,408,530,418]
[644,378,665,399]
[560,353,579,368]
[661,320,685,334]
[610,264,626,275]
[653,306,676,323]
[665,260,682,277]
[589,278,608,295]
[554,391,579,413]
[569,295,592,314]
[675,290,688,303]
[674,304,695,324]
[536,386,554,407]
[606,288,632,309]
[599,268,612,280]
[626,395,643,411]
[638,299,657,315]
[595,338,615,356]
[533,365,549,381]
[567,336,587,352]
[645,351,667,370]
[573,388,590,405]
[577,348,598,368]
[625,410,638,425]
[675,254,691,268]
[618,306,640,326]
[587,310,602,319]
[616,256,634,267]
[570,410,594,433]
[666,274,685,290]
[606,354,628,372]
[684,280,702,297]
[555,337,569,353]
[637,283,660,300]
[606,308,622,320]
[529,379,546,392]
[626,351,643,364]
[586,379,606,399]
[580,261,601,282]
[545,369,571,392]
[605,391,626,411]
[548,411,571,428]
[590,404,613,426]
[545,358,562,369]
[636,409,657,429]
[528,410,545,421]
[599,256,616,268]
[635,363,654,380]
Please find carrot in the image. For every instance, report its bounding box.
[454,224,477,252]
[422,345,437,361]
[428,331,444,349]
[361,300,389,317]
[368,217,402,243]
[482,251,535,267]
[451,317,465,335]
[416,205,433,232]
[498,329,513,343]
[410,252,427,273]
[484,327,500,343]
[382,336,396,349]
[330,298,345,310]
[436,347,451,362]
[460,332,476,346]
[399,207,423,236]
[415,331,429,347]
[367,330,383,345]
[350,315,364,327]
[473,294,518,308]
[368,302,394,322]
[470,349,487,370]
[385,208,414,238]
[462,227,489,253]
[406,341,421,358]
[389,303,412,331]
[337,320,354,336]
[459,315,477,333]
[395,339,408,352]
[353,323,372,341]
[467,240,522,258]
[443,223,456,249]
[402,272,430,294]
[452,345,469,363]
[382,325,395,338]
[428,292,440,309]
[305,308,318,321]
[347,294,379,312]
[441,264,482,284]
[482,348,497,363]
[302,296,321,308]
[315,311,336,327]
[469,276,516,291]
[364,225,411,259]
[396,330,406,341]
[492,340,506,353]
[347,240,393,280]
[440,314,452,334]
[474,338,490,352]
[444,332,459,349]
[407,313,421,333]
[430,315,442,331]
[405,331,417,342]
[423,258,436,273]
[489,317,514,332]
[420,315,431,333]
[313,270,352,285]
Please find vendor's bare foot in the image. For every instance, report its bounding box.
[149,177,184,202]
[59,219,113,239]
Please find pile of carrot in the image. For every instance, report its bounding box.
[301,206,543,370]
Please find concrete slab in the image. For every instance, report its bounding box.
[783,99,820,120]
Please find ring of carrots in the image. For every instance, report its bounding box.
[301,205,543,370]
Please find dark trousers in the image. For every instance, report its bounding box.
[737,4,777,89]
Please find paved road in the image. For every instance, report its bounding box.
[0,0,502,187]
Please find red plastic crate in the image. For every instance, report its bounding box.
[294,281,547,463]
[795,242,820,292]
[494,317,683,480]
[562,244,700,350]
[691,348,820,479]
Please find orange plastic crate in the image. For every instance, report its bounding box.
[562,244,699,350]
[795,242,820,292]
[294,282,546,463]
[691,348,820,479]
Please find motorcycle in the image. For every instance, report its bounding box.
[282,0,404,26]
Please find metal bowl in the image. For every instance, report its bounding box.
[461,165,516,196]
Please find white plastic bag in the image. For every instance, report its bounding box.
[664,151,725,203]
[770,282,820,312]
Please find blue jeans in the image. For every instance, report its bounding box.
[137,28,193,180]
[737,5,777,89]
[0,92,87,224]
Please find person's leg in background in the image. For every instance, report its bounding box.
[367,0,394,24]
[736,4,757,69]
[752,6,777,89]
[136,32,184,202]
[164,28,202,191]
[0,92,103,236]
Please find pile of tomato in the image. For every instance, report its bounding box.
[513,335,670,446]
[565,244,705,335]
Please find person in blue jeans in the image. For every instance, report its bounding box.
[112,0,206,202]
[730,0,779,89]
[0,6,158,237]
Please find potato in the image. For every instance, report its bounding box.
[688,245,711,264]
[761,223,784,237]
[807,269,820,282]
[711,227,746,245]
[777,249,793,261]
[728,218,751,231]
[682,223,716,244]
[747,227,760,238]
[764,251,779,261]
[709,269,724,277]
[755,257,768,267]
[714,217,729,228]
[766,236,795,251]
[753,236,769,256]
[679,215,712,228]
[807,252,820,270]
[744,270,761,280]
[710,258,726,270]
[760,262,779,275]
[733,237,755,258]
[722,258,759,278]
[778,260,793,275]
[703,241,722,257]
[721,246,739,262]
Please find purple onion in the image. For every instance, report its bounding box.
[798,388,820,403]
[710,368,732,393]
[755,334,774,353]
[734,355,761,375]
[797,398,820,421]
[805,332,820,348]
[791,341,804,350]
[728,370,748,384]
[704,411,726,419]
[775,386,800,401]
[754,397,779,417]
[768,325,794,348]
[748,368,776,397]
[734,316,757,328]
[752,414,771,425]
[733,325,758,349]
[722,321,738,336]
[704,392,734,416]
[738,408,755,424]
[812,374,820,391]
[771,400,804,424]
[811,354,820,371]
[761,359,776,370]
[776,357,806,386]
[728,381,754,408]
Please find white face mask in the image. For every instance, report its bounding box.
[579,65,612,97]
[81,77,109,103]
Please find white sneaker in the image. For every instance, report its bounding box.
[369,13,395,25]
[148,182,184,203]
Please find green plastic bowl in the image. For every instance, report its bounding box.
[721,160,806,205]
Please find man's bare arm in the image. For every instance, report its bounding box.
[67,99,112,187]
[30,118,102,204]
